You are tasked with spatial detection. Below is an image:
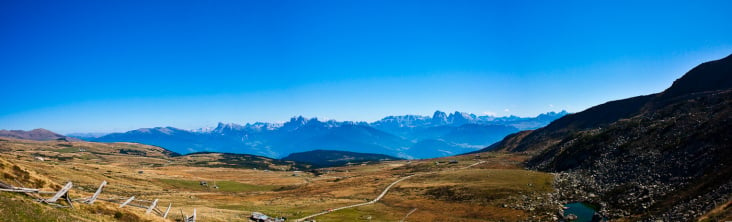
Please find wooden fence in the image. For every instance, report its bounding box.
[0,180,197,221]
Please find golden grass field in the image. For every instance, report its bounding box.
[0,138,556,221]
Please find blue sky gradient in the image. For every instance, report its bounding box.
[1,0,731,134]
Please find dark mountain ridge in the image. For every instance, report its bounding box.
[0,128,80,142]
[660,54,732,99]
[486,54,732,154]
[281,149,403,167]
[483,54,732,220]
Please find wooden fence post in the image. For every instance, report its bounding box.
[119,196,135,208]
[64,191,74,208]
[163,203,172,219]
[86,180,107,204]
[45,182,72,203]
[146,199,159,214]
[184,208,197,222]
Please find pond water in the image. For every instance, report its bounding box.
[563,202,598,222]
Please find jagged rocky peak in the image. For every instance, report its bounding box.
[431,110,448,125]
[322,119,342,127]
[448,111,476,125]
[536,110,569,120]
[380,114,428,122]
[281,116,324,131]
[290,116,308,124]
[372,114,430,128]
[244,122,281,131]
[212,122,245,134]
[282,116,306,129]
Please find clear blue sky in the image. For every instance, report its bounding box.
[1,0,731,134]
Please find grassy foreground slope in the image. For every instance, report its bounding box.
[1,138,556,221]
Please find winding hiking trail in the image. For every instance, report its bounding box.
[295,160,486,221]
[462,160,486,169]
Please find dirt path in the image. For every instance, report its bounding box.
[461,160,486,169]
[294,160,487,221]
[295,174,414,221]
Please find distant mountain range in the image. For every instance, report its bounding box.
[481,54,732,220]
[0,129,80,142]
[84,111,566,159]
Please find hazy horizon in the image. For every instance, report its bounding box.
[2,1,732,134]
[46,109,565,135]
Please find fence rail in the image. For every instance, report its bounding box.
[0,179,196,221]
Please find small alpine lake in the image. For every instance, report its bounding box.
[563,202,601,222]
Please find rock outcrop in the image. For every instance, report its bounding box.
[484,54,732,220]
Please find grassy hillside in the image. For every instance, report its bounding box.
[0,138,557,221]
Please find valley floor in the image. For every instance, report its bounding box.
[0,138,557,221]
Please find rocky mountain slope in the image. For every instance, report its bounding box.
[482,54,732,220]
